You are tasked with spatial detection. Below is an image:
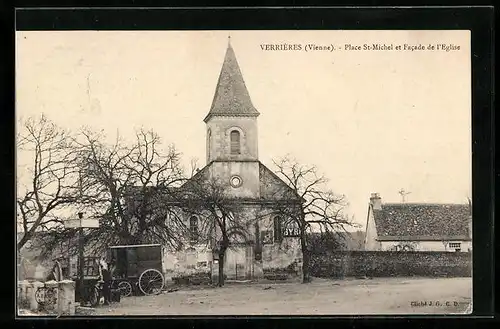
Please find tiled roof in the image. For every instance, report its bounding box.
[373,203,471,241]
[203,43,260,122]
[259,162,301,201]
[178,161,300,202]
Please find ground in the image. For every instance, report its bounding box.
[93,277,472,315]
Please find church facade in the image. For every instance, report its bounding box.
[161,41,303,283]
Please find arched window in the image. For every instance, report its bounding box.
[230,130,241,155]
[207,129,212,160]
[190,216,199,244]
[273,216,283,243]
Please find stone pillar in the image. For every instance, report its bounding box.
[30,281,44,311]
[58,280,76,316]
[44,280,59,312]
[18,280,30,307]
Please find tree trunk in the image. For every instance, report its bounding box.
[218,250,225,287]
[17,235,28,252]
[302,248,311,283]
[300,226,311,283]
[17,229,34,252]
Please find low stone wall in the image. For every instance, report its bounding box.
[17,280,76,316]
[310,251,472,278]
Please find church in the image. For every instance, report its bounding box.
[161,39,303,283]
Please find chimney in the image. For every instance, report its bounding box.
[370,193,382,210]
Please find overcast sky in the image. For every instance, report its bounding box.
[16,30,471,230]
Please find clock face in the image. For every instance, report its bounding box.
[230,175,242,188]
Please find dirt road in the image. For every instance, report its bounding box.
[94,277,472,315]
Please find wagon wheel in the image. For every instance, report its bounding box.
[35,287,46,305]
[89,285,100,307]
[138,269,164,295]
[89,288,99,307]
[118,280,133,297]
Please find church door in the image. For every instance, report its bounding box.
[224,245,252,280]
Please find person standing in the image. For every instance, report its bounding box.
[98,257,111,305]
[47,257,63,282]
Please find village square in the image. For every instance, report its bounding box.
[16,31,472,316]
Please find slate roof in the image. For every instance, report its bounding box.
[373,203,471,241]
[203,42,260,122]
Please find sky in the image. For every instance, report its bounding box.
[16,30,471,230]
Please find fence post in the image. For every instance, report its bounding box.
[44,280,59,313]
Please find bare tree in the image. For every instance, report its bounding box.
[181,175,243,287]
[39,127,188,256]
[269,156,357,283]
[16,115,80,251]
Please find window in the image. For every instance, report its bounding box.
[190,216,199,244]
[449,242,461,251]
[273,216,283,243]
[230,175,242,188]
[390,245,401,252]
[230,130,241,154]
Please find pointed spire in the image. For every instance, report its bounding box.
[204,39,259,122]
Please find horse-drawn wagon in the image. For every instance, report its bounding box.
[107,243,165,297]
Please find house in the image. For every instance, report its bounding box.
[158,39,304,282]
[364,193,472,252]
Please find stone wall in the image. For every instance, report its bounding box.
[18,280,76,316]
[310,251,472,278]
[162,245,212,283]
[262,239,302,270]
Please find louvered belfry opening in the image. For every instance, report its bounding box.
[230,130,241,154]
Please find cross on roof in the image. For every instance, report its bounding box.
[398,188,411,203]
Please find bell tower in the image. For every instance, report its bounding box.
[204,38,260,163]
[203,38,261,198]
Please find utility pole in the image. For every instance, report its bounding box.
[65,211,99,304]
[78,212,85,304]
